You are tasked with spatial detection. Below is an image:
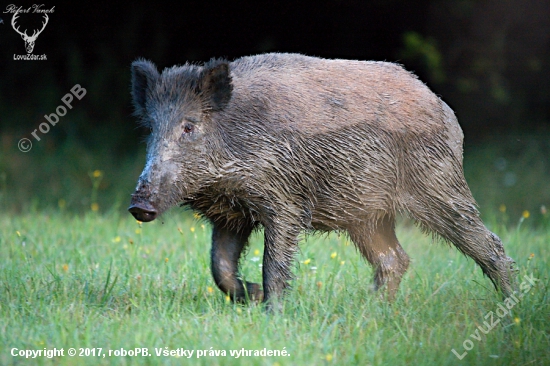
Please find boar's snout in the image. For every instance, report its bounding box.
[128,201,158,222]
[129,186,158,222]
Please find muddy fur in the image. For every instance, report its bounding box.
[128,53,516,307]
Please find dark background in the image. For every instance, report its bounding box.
[0,0,549,221]
[2,0,549,145]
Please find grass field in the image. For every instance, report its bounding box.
[1,209,548,366]
[0,132,548,365]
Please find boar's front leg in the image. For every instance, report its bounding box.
[262,219,300,309]
[211,222,263,302]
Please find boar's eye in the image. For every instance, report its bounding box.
[183,123,194,134]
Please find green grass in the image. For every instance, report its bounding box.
[1,210,548,365]
[0,132,548,365]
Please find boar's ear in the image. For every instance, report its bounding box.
[131,59,159,116]
[198,59,232,111]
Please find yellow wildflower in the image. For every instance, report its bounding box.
[522,210,530,219]
[303,258,311,265]
[92,170,103,178]
[62,264,69,272]
[190,227,195,233]
[330,252,337,259]
[325,354,333,361]
[91,203,99,212]
[254,249,260,256]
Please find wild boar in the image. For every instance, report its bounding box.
[128,53,515,308]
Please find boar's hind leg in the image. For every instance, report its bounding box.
[348,215,410,300]
[211,222,263,302]
[407,196,516,297]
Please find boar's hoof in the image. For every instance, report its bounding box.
[128,203,158,222]
[245,283,264,303]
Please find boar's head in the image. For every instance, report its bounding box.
[128,59,232,222]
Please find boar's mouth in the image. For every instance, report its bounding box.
[128,200,158,222]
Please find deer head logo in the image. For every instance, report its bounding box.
[11,11,49,54]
